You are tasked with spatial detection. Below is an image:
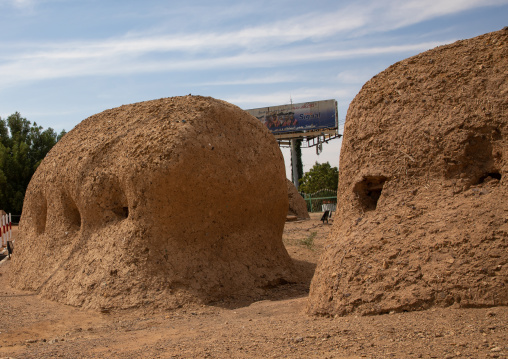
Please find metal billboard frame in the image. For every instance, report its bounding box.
[246,99,342,189]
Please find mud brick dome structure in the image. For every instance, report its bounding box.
[286,179,310,220]
[308,29,508,316]
[10,95,294,310]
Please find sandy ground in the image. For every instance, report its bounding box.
[0,214,506,358]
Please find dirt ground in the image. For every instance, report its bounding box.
[0,214,506,359]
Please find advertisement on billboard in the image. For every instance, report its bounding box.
[246,99,337,134]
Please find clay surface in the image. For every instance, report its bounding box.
[10,95,294,310]
[286,179,310,220]
[308,29,508,316]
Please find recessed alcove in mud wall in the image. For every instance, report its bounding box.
[11,95,294,310]
[444,131,503,187]
[353,176,388,212]
[308,28,508,316]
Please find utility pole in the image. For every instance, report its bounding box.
[289,96,301,190]
[290,138,299,189]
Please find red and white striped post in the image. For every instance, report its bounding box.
[1,213,12,247]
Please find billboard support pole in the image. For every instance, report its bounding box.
[291,139,299,190]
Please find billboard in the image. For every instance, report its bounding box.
[246,99,337,134]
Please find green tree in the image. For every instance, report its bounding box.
[57,129,67,142]
[0,112,63,215]
[298,161,339,194]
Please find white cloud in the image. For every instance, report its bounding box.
[336,70,373,85]
[1,0,31,6]
[395,0,508,21]
[0,0,68,8]
[346,0,508,35]
[0,0,36,10]
[0,38,449,90]
[0,0,506,89]
[198,74,299,86]
[5,0,496,60]
[225,87,354,109]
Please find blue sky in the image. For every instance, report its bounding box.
[1,0,507,179]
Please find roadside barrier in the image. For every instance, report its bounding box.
[1,213,12,247]
[300,189,337,213]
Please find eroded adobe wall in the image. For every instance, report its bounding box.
[287,179,310,220]
[308,29,508,316]
[11,96,294,310]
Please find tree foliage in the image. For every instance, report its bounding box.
[298,161,339,194]
[0,112,64,214]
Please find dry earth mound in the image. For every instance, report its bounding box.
[308,29,508,316]
[287,179,310,220]
[11,95,294,310]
